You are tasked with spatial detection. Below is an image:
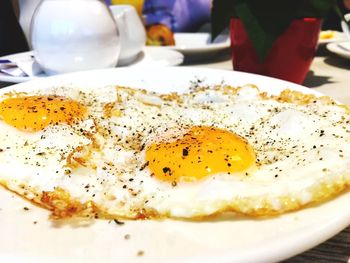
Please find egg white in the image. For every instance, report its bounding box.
[0,85,349,219]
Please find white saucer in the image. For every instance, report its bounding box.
[166,33,230,57]
[0,47,184,83]
[326,41,350,59]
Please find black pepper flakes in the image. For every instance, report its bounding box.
[113,219,125,225]
[139,161,149,171]
[182,148,189,156]
[139,143,145,151]
[319,130,325,137]
[162,167,171,173]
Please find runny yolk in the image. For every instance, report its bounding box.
[146,126,256,183]
[0,95,86,132]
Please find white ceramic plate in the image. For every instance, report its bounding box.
[167,33,230,56]
[0,48,184,83]
[318,30,348,45]
[326,41,350,59]
[0,67,349,263]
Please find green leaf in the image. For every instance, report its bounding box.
[297,0,336,18]
[211,0,235,41]
[232,1,274,61]
[211,0,339,62]
[234,0,300,61]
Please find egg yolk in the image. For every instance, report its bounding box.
[146,126,255,183]
[0,95,86,132]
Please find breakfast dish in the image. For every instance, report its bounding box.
[318,30,348,45]
[0,67,349,263]
[0,67,349,220]
[146,24,175,46]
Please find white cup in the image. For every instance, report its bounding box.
[109,5,146,66]
[31,0,120,75]
[341,13,350,39]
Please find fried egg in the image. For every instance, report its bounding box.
[0,84,349,220]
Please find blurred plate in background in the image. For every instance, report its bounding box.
[166,33,230,59]
[326,41,350,59]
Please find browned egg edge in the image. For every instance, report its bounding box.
[0,176,349,221]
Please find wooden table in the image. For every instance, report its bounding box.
[0,47,349,262]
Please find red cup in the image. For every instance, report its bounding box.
[230,18,321,84]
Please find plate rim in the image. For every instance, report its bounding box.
[326,41,350,59]
[0,66,349,263]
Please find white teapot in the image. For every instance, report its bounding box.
[30,0,120,75]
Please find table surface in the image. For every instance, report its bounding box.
[0,46,349,262]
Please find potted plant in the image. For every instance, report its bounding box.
[211,0,349,84]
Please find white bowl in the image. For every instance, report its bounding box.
[109,5,146,66]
